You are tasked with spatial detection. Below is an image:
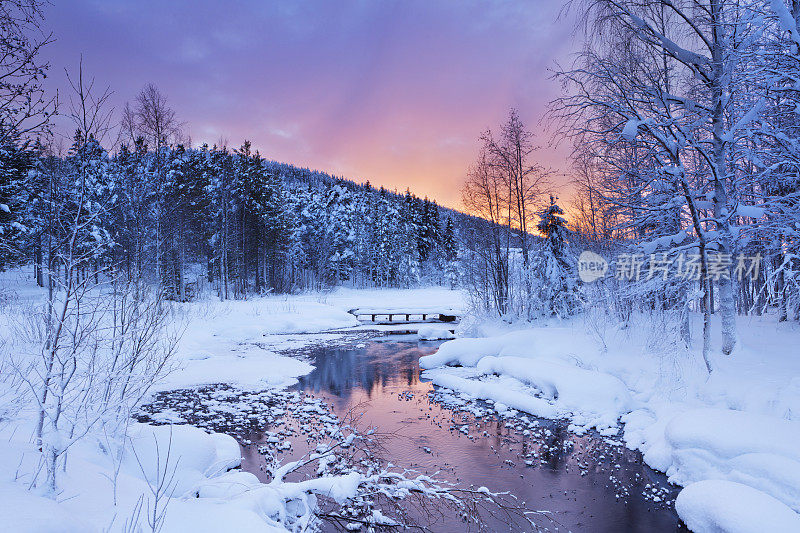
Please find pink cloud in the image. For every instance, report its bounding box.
[43,0,575,209]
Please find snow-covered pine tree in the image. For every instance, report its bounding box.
[533,196,580,318]
[0,134,35,268]
[65,131,114,278]
[442,216,459,289]
[259,162,292,292]
[324,184,356,284]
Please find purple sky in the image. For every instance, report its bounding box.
[43,0,575,210]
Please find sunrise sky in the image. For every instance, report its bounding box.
[43,0,576,210]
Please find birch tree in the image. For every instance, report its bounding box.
[554,0,766,360]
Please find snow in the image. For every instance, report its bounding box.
[419,312,800,527]
[0,270,467,533]
[351,306,460,315]
[159,298,360,390]
[0,483,94,532]
[770,0,800,48]
[292,472,363,504]
[675,480,800,533]
[422,368,560,419]
[0,421,268,532]
[665,408,800,472]
[417,325,456,340]
[476,356,633,429]
[641,230,689,254]
[420,331,632,432]
[124,424,243,495]
[735,205,766,219]
[621,118,643,140]
[628,13,710,67]
[662,408,800,512]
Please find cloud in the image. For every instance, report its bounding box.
[42,0,575,209]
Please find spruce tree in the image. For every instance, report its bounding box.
[442,216,459,288]
[533,196,580,318]
[0,134,34,268]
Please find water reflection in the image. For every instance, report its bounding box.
[296,339,437,398]
[252,339,686,532]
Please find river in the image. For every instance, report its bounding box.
[235,336,687,532]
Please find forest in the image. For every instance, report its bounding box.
[0,90,469,299]
[2,0,800,532]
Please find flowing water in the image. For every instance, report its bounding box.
[238,337,688,532]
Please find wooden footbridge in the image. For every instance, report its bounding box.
[347,307,461,324]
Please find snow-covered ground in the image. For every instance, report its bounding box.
[7,263,800,532]
[160,286,463,391]
[0,268,466,532]
[419,313,800,532]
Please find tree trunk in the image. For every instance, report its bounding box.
[710,0,737,355]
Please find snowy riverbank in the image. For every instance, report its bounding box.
[0,269,466,532]
[5,264,799,532]
[419,313,800,531]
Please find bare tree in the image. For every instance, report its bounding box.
[64,56,114,146]
[481,109,551,265]
[462,149,510,314]
[127,83,184,150]
[0,0,56,143]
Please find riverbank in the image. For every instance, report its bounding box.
[418,313,800,531]
[3,265,798,532]
[0,269,468,532]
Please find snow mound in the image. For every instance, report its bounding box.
[417,326,455,341]
[420,332,632,432]
[423,369,559,419]
[196,470,262,498]
[664,408,800,511]
[125,424,242,496]
[476,356,633,430]
[419,330,540,368]
[666,408,800,466]
[675,480,800,533]
[0,484,93,532]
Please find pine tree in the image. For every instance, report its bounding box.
[533,196,580,318]
[65,132,114,274]
[260,164,292,292]
[324,184,356,284]
[0,135,34,268]
[442,216,459,289]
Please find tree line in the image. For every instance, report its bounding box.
[0,74,465,300]
[1,129,464,298]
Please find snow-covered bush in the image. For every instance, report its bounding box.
[7,279,179,496]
